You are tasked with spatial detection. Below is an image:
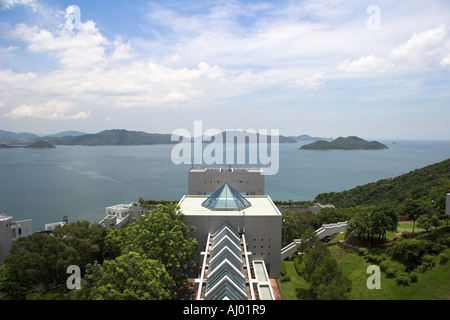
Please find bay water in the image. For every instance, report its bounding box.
[0,140,449,231]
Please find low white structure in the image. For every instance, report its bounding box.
[280,221,348,259]
[45,215,69,231]
[0,214,32,264]
[102,203,147,228]
[307,203,335,214]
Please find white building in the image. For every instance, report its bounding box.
[188,167,265,195]
[180,182,282,275]
[102,203,146,229]
[0,214,32,264]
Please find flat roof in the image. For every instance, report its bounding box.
[179,195,281,216]
[189,167,264,173]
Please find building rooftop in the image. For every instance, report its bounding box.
[205,223,247,300]
[0,214,12,221]
[179,194,281,217]
[189,167,264,173]
[201,183,252,211]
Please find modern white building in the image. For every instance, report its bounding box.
[188,167,265,195]
[179,182,282,300]
[102,203,146,229]
[101,168,282,300]
[44,215,69,232]
[0,214,32,264]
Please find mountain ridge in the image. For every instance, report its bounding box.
[299,136,388,150]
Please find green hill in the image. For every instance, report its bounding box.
[314,158,450,207]
[25,140,56,149]
[45,129,177,146]
[299,136,388,150]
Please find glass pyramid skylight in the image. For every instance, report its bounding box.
[202,183,252,211]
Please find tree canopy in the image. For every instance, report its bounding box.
[0,203,198,300]
[314,158,450,208]
[76,252,175,300]
[347,205,398,242]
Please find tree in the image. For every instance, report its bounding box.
[301,241,329,282]
[123,203,198,285]
[77,252,175,300]
[417,212,440,232]
[104,226,126,260]
[310,255,352,300]
[3,234,78,296]
[282,211,301,246]
[316,207,354,225]
[347,205,398,243]
[401,200,430,236]
[429,179,450,227]
[298,226,319,253]
[282,210,319,246]
[347,210,371,241]
[52,220,107,269]
[301,242,351,299]
[370,205,398,240]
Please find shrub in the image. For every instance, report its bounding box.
[421,254,437,270]
[395,272,412,286]
[280,260,287,276]
[380,260,405,278]
[437,249,450,265]
[437,235,450,247]
[358,248,369,256]
[280,275,291,282]
[409,271,418,283]
[387,239,434,270]
[294,260,306,276]
[366,253,387,264]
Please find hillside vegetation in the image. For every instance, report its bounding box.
[45,129,177,146]
[299,136,388,150]
[314,158,450,208]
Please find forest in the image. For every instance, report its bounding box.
[314,158,450,209]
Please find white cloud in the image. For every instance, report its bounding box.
[111,37,135,61]
[2,2,450,138]
[11,20,108,70]
[294,72,325,89]
[390,24,449,67]
[4,100,90,120]
[1,0,37,10]
[337,55,393,74]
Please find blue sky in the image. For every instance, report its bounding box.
[0,0,449,140]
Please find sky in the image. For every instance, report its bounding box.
[0,0,449,140]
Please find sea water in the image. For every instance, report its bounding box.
[0,140,448,231]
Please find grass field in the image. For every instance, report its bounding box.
[280,234,450,300]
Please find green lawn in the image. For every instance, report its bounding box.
[280,245,450,300]
[398,223,424,233]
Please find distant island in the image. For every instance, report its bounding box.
[1,129,298,147]
[0,139,55,149]
[289,134,333,142]
[299,136,388,150]
[43,129,178,146]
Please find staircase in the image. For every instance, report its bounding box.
[280,222,347,259]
